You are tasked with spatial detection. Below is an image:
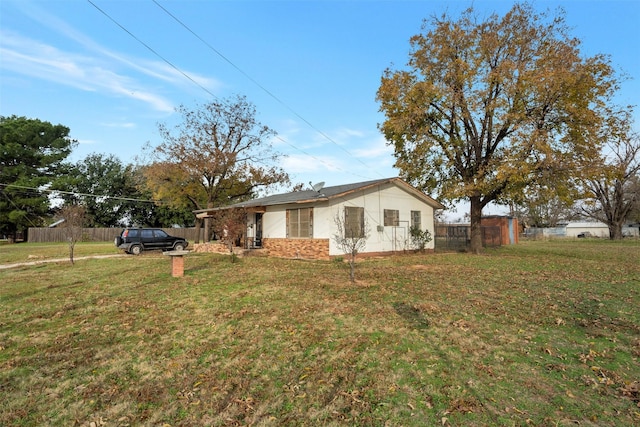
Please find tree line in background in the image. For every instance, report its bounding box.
[1,95,289,243]
[0,116,196,241]
[2,3,639,246]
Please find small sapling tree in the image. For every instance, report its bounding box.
[333,209,370,283]
[60,204,86,265]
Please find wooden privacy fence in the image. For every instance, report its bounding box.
[27,227,204,243]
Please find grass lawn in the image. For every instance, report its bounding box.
[1,240,639,426]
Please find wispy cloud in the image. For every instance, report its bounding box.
[331,127,366,141]
[0,33,176,112]
[99,121,137,129]
[280,153,344,174]
[16,1,221,91]
[0,1,221,113]
[274,121,394,176]
[351,135,394,160]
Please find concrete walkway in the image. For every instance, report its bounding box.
[0,254,125,270]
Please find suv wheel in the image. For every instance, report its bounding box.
[129,244,143,255]
[174,243,185,251]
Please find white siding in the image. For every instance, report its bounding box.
[256,182,437,256]
[262,205,287,238]
[323,182,436,256]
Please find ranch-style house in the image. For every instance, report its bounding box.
[193,177,445,260]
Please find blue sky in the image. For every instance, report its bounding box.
[1,0,639,218]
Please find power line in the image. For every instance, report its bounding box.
[0,183,161,204]
[152,0,384,177]
[86,0,373,181]
[0,187,43,228]
[86,0,216,99]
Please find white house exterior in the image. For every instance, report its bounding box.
[194,178,445,259]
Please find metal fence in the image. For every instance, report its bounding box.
[27,227,204,243]
[434,225,502,252]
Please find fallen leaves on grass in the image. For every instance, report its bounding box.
[619,381,640,405]
[452,319,472,331]
[448,396,482,414]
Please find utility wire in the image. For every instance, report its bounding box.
[151,0,384,177]
[0,183,161,204]
[1,187,43,228]
[86,0,373,181]
[87,0,216,99]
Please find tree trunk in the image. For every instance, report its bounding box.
[349,252,356,283]
[609,222,624,240]
[469,195,483,254]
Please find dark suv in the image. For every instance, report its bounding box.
[114,228,188,255]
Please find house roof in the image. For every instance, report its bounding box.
[194,177,445,218]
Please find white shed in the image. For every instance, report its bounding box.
[565,221,610,238]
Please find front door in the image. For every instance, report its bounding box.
[255,213,263,247]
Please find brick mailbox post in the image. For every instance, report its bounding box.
[164,250,190,277]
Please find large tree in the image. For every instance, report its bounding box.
[513,183,577,228]
[0,115,76,241]
[55,153,145,227]
[377,3,618,252]
[627,175,640,225]
[144,95,289,241]
[510,141,582,229]
[579,114,640,239]
[55,153,193,228]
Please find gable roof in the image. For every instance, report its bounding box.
[194,177,445,217]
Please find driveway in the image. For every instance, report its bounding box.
[0,254,125,270]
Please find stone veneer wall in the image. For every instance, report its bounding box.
[193,241,233,255]
[262,238,330,260]
[193,238,331,260]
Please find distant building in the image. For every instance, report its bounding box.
[524,221,640,239]
[565,221,609,238]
